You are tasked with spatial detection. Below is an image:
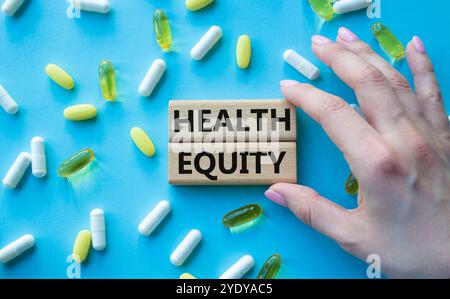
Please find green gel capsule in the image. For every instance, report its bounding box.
[99,60,116,101]
[257,254,282,279]
[153,9,172,51]
[345,172,359,196]
[222,204,262,228]
[57,149,95,178]
[372,22,405,60]
[308,0,333,20]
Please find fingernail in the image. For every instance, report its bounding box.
[338,27,359,43]
[311,35,331,45]
[412,36,426,54]
[264,190,287,207]
[280,80,299,88]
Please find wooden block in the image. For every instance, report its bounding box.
[168,142,297,185]
[169,99,296,143]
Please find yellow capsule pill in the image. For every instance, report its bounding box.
[236,35,251,69]
[180,273,197,279]
[45,64,75,90]
[130,127,156,157]
[64,104,97,121]
[73,230,91,263]
[186,0,214,11]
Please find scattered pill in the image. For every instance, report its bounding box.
[372,22,404,60]
[170,229,202,266]
[72,0,110,14]
[2,152,31,189]
[31,137,47,178]
[45,64,75,90]
[191,25,223,61]
[99,60,116,101]
[64,104,97,121]
[222,204,263,228]
[73,230,91,263]
[90,209,106,251]
[57,149,95,178]
[138,58,166,97]
[257,254,282,279]
[236,35,251,69]
[1,0,24,16]
[307,0,334,20]
[0,234,35,263]
[180,273,197,279]
[186,0,214,11]
[138,200,171,236]
[153,9,172,51]
[0,83,18,114]
[333,0,372,14]
[219,255,255,279]
[130,127,156,157]
[283,49,320,80]
[345,172,358,195]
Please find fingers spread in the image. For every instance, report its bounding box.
[406,36,450,136]
[311,35,406,135]
[281,80,384,168]
[265,183,356,245]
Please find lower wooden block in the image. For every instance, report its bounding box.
[168,142,297,185]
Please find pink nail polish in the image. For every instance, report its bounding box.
[412,36,426,54]
[338,27,359,43]
[280,80,299,88]
[264,190,287,207]
[311,35,331,45]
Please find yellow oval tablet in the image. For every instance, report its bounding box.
[180,273,197,279]
[130,127,156,157]
[64,104,97,121]
[73,230,91,263]
[45,64,75,90]
[186,0,214,11]
[236,35,251,69]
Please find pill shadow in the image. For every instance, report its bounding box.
[2,245,36,268]
[7,0,32,18]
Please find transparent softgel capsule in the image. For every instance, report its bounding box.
[345,172,359,196]
[57,149,95,178]
[99,60,116,101]
[257,254,282,279]
[222,204,263,228]
[153,9,172,51]
[308,0,334,20]
[372,22,405,60]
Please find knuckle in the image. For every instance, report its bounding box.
[358,43,376,57]
[322,95,348,116]
[421,90,444,107]
[357,65,386,86]
[371,150,402,177]
[411,138,435,163]
[389,73,411,93]
[292,200,313,227]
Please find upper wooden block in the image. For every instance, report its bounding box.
[169,99,297,143]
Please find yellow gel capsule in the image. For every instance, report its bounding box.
[64,104,97,121]
[179,273,197,279]
[130,127,156,157]
[236,35,251,69]
[372,22,405,60]
[45,64,75,90]
[57,149,95,178]
[307,0,334,20]
[99,60,117,101]
[73,230,91,263]
[186,0,214,11]
[153,9,172,51]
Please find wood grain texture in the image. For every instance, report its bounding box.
[168,142,297,185]
[169,99,296,143]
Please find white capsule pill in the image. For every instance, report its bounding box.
[1,0,25,16]
[138,59,166,97]
[0,234,35,263]
[0,84,19,115]
[138,200,171,236]
[283,49,320,80]
[71,0,110,14]
[2,152,31,189]
[31,137,47,178]
[170,229,202,266]
[191,25,223,60]
[333,0,372,14]
[90,208,106,251]
[219,255,255,279]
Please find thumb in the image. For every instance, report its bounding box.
[264,183,354,244]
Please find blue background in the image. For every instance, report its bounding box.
[0,0,449,279]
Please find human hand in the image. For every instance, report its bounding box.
[264,27,450,278]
